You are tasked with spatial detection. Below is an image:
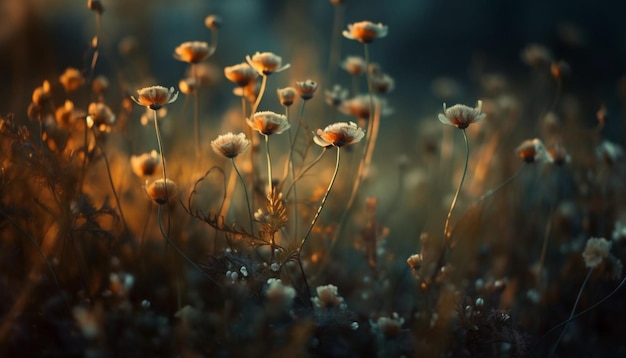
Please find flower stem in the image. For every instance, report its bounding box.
[549,268,593,356]
[153,110,170,236]
[284,105,298,236]
[192,63,202,170]
[251,74,267,116]
[443,128,470,240]
[264,134,273,193]
[231,158,254,234]
[299,147,341,251]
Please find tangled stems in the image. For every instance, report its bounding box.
[231,158,253,234]
[549,267,593,356]
[91,127,130,237]
[443,128,470,240]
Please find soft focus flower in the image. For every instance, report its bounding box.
[295,79,318,100]
[312,284,345,309]
[59,67,84,92]
[370,313,405,337]
[406,253,423,270]
[277,87,296,107]
[32,81,52,106]
[146,178,177,205]
[55,100,83,127]
[265,278,296,311]
[224,62,257,87]
[325,84,349,107]
[338,94,391,120]
[314,121,365,148]
[234,82,260,103]
[91,75,109,95]
[596,140,623,166]
[211,132,251,158]
[245,52,290,76]
[246,111,290,135]
[204,14,222,30]
[342,21,388,43]
[132,86,179,110]
[341,56,367,76]
[130,150,160,178]
[521,43,553,67]
[87,0,104,14]
[370,72,395,94]
[178,78,198,95]
[547,142,570,166]
[87,102,116,129]
[437,100,486,129]
[515,138,552,163]
[173,41,212,63]
[582,237,611,269]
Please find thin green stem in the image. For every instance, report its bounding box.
[443,129,470,239]
[231,158,254,234]
[299,147,341,251]
[549,268,593,356]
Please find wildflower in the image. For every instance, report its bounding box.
[211,132,251,158]
[92,75,109,95]
[370,313,405,337]
[59,67,84,92]
[550,60,571,80]
[582,237,611,269]
[295,79,318,100]
[339,94,391,120]
[234,82,260,103]
[146,178,177,205]
[342,21,388,43]
[437,100,486,129]
[596,140,623,166]
[130,150,160,178]
[547,142,570,166]
[173,41,212,63]
[406,253,423,270]
[246,111,290,135]
[314,121,365,148]
[87,0,104,14]
[178,77,198,95]
[312,284,345,309]
[32,81,52,106]
[341,56,367,76]
[87,102,116,129]
[224,62,257,87]
[245,52,290,76]
[131,86,179,110]
[515,138,552,163]
[265,278,296,309]
[204,14,222,30]
[521,43,552,67]
[187,63,220,86]
[370,72,395,94]
[277,87,296,107]
[325,85,348,107]
[55,100,82,127]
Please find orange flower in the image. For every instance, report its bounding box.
[314,121,365,148]
[59,67,84,92]
[246,111,290,135]
[245,52,290,76]
[173,41,212,63]
[342,21,388,43]
[130,151,161,178]
[224,62,257,87]
[131,86,179,110]
[146,178,177,205]
[515,138,551,163]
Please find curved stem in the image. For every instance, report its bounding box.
[283,148,328,198]
[250,74,267,116]
[231,158,254,234]
[549,268,593,356]
[443,129,470,239]
[157,205,219,286]
[299,147,341,251]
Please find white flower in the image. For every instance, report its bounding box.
[582,237,611,268]
[132,86,179,110]
[314,121,365,148]
[245,52,290,76]
[211,132,251,158]
[438,100,486,129]
[342,21,388,43]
